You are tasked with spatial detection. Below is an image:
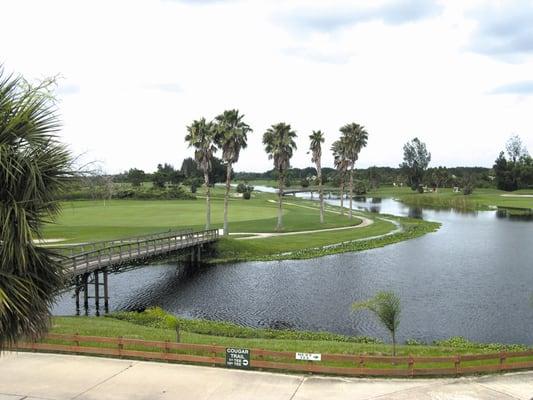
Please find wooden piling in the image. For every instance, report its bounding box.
[94,271,100,317]
[103,269,109,314]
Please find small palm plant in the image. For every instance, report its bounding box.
[353,291,401,356]
[340,123,369,219]
[214,109,252,236]
[185,118,216,229]
[309,130,325,224]
[0,68,72,349]
[263,123,297,231]
[331,138,349,215]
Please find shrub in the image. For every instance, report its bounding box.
[433,336,527,352]
[236,183,247,193]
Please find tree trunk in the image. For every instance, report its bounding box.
[317,160,324,224]
[204,170,211,230]
[277,173,284,231]
[223,162,232,236]
[392,331,396,356]
[339,172,344,216]
[349,163,354,219]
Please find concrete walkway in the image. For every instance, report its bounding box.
[1,352,533,400]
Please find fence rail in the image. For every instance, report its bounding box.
[16,334,533,377]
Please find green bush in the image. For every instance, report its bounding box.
[433,336,527,352]
[236,183,247,193]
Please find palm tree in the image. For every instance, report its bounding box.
[309,130,325,224]
[185,118,216,229]
[263,123,297,231]
[353,291,401,356]
[340,123,369,219]
[214,109,252,236]
[0,69,72,349]
[331,138,349,216]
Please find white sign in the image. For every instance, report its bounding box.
[295,352,321,361]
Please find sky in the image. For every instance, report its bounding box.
[1,0,532,173]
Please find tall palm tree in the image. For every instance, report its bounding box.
[0,69,72,349]
[331,138,349,216]
[263,123,297,231]
[309,130,325,224]
[185,118,216,229]
[214,109,252,236]
[340,123,369,219]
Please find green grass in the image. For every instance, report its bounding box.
[49,313,528,358]
[43,186,441,261]
[368,187,533,211]
[44,192,363,243]
[213,217,398,262]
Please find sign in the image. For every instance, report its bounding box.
[225,348,250,369]
[295,352,321,361]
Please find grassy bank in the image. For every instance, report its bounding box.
[213,216,439,262]
[368,187,533,212]
[49,310,529,358]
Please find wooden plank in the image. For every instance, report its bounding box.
[407,356,457,363]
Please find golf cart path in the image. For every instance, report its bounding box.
[232,200,375,240]
[2,352,532,400]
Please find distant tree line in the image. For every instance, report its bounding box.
[235,165,495,191]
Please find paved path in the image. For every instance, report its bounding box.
[232,201,375,240]
[1,352,533,400]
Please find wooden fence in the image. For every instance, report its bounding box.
[16,334,533,377]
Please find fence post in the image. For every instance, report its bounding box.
[359,355,365,376]
[499,352,507,372]
[118,336,124,358]
[454,355,461,376]
[164,340,170,362]
[408,355,415,377]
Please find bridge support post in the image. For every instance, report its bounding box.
[103,269,109,314]
[82,273,89,316]
[74,276,81,316]
[94,271,100,317]
[196,245,201,263]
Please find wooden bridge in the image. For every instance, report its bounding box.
[282,187,352,199]
[53,229,219,316]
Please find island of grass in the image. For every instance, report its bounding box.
[365,186,533,213]
[43,186,439,261]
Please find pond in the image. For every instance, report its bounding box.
[53,194,533,345]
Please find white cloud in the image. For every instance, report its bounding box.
[1,0,532,173]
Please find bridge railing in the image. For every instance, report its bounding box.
[63,229,219,276]
[52,229,196,257]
